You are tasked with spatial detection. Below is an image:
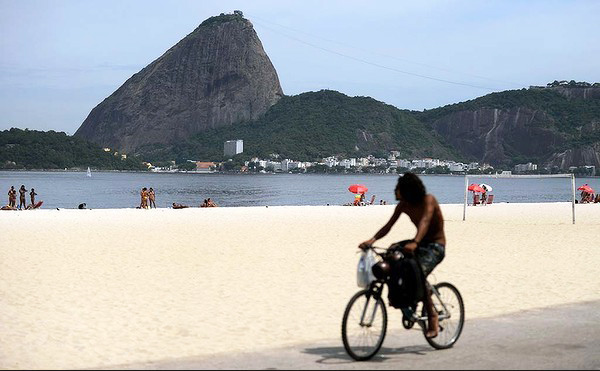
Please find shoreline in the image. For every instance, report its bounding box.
[0,200,598,212]
[1,202,599,369]
[2,168,598,178]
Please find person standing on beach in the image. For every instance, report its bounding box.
[18,185,27,210]
[8,186,17,208]
[148,188,156,208]
[359,172,446,339]
[30,188,37,206]
[140,187,149,209]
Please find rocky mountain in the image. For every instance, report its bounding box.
[417,86,600,169]
[75,12,283,153]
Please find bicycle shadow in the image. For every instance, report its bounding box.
[301,344,434,365]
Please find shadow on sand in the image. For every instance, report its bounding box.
[301,344,434,365]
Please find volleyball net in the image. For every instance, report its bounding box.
[463,173,576,224]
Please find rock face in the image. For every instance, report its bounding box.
[75,12,283,153]
[546,143,600,169]
[427,86,600,169]
[431,107,566,166]
[550,86,600,100]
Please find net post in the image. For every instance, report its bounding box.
[571,173,576,224]
[463,175,468,221]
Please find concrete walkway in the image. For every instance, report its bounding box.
[107,300,600,370]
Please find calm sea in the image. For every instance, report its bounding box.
[0,171,597,209]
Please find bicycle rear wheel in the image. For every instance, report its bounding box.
[424,282,465,349]
[341,289,387,361]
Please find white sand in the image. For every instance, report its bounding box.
[1,202,599,369]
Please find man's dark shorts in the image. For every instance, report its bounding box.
[415,242,445,277]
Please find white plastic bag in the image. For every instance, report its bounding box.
[357,249,377,288]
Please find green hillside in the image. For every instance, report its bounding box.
[0,128,146,170]
[139,90,462,163]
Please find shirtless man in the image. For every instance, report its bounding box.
[8,186,17,208]
[140,187,148,209]
[30,188,37,206]
[360,172,446,339]
[148,188,156,209]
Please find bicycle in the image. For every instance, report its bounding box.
[341,245,465,361]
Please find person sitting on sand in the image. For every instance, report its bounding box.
[172,202,189,209]
[359,172,446,339]
[581,190,593,203]
[200,199,209,208]
[595,194,600,203]
[206,198,218,207]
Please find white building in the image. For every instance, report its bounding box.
[397,159,411,169]
[266,160,282,171]
[448,162,467,172]
[224,139,244,157]
[357,158,370,167]
[339,159,354,169]
[322,157,338,168]
[514,163,537,172]
[468,162,480,170]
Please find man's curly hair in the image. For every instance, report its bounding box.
[396,172,426,204]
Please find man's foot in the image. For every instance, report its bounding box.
[426,315,439,339]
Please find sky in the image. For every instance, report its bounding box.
[1,0,599,134]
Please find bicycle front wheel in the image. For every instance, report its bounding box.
[425,282,465,349]
[341,289,387,361]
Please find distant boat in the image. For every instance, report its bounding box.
[87,167,92,177]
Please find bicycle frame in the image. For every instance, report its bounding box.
[360,281,385,327]
[408,284,452,322]
[364,277,451,324]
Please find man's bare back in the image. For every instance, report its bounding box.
[398,194,445,246]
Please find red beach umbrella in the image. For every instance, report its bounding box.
[578,184,595,193]
[348,184,369,194]
[468,183,485,193]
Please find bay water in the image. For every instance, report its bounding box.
[0,171,597,209]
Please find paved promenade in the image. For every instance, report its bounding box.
[109,300,600,370]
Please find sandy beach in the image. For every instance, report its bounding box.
[1,202,599,369]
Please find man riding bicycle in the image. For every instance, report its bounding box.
[360,172,446,339]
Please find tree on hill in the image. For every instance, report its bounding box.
[0,128,146,170]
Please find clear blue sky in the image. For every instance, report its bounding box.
[1,0,599,134]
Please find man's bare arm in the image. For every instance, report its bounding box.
[359,203,403,249]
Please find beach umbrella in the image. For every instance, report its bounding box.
[578,184,595,193]
[348,184,369,194]
[480,183,493,192]
[467,183,485,193]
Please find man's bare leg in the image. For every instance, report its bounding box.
[424,287,438,338]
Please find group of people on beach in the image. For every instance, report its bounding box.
[580,190,600,203]
[345,193,387,206]
[172,198,218,209]
[4,185,39,210]
[139,187,156,209]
